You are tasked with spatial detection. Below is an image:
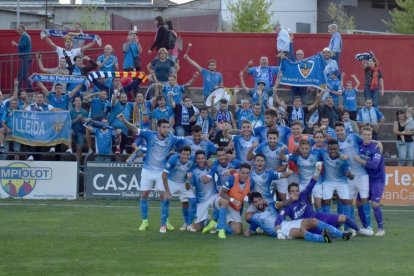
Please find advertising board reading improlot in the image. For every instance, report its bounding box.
[0,161,78,199]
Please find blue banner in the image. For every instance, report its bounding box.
[11,111,71,146]
[40,29,102,46]
[30,73,88,85]
[280,53,327,90]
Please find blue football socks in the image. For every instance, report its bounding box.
[140,198,148,220]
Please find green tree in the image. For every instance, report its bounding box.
[385,0,414,34]
[76,2,110,30]
[327,2,356,33]
[227,0,273,32]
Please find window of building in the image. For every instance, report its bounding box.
[296,23,311,33]
[372,0,398,10]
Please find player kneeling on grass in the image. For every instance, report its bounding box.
[209,162,254,239]
[188,150,219,232]
[161,145,196,233]
[275,162,373,237]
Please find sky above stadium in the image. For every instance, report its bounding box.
[171,0,193,3]
[59,1,193,3]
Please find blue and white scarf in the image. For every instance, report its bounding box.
[181,105,189,125]
[41,29,102,46]
[290,106,305,126]
[30,73,88,85]
[196,116,210,135]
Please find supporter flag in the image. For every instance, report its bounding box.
[11,111,71,146]
[29,73,88,85]
[280,53,326,90]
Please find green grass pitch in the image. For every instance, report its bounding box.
[1,199,414,275]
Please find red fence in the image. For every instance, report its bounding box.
[1,30,414,92]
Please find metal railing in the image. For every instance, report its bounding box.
[0,47,104,94]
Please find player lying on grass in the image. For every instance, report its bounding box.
[274,162,373,237]
[244,164,350,242]
[244,192,344,243]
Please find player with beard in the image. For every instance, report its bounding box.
[118,116,184,232]
[247,129,289,200]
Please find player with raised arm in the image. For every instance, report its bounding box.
[353,127,386,236]
[247,129,289,200]
[277,162,373,237]
[161,145,195,233]
[245,192,335,243]
[275,163,351,242]
[118,115,183,232]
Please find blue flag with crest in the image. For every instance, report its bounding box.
[280,53,327,90]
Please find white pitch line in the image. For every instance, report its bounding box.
[0,202,178,209]
[0,202,414,212]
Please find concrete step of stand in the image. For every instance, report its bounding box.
[186,88,413,107]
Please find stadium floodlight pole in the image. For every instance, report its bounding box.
[16,0,20,27]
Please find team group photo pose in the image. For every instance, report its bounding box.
[1,3,413,274]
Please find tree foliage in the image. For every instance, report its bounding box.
[227,0,273,32]
[327,1,356,33]
[385,0,414,34]
[76,2,110,30]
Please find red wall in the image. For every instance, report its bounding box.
[1,30,413,92]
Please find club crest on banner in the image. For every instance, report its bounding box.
[298,60,314,78]
[53,121,65,132]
